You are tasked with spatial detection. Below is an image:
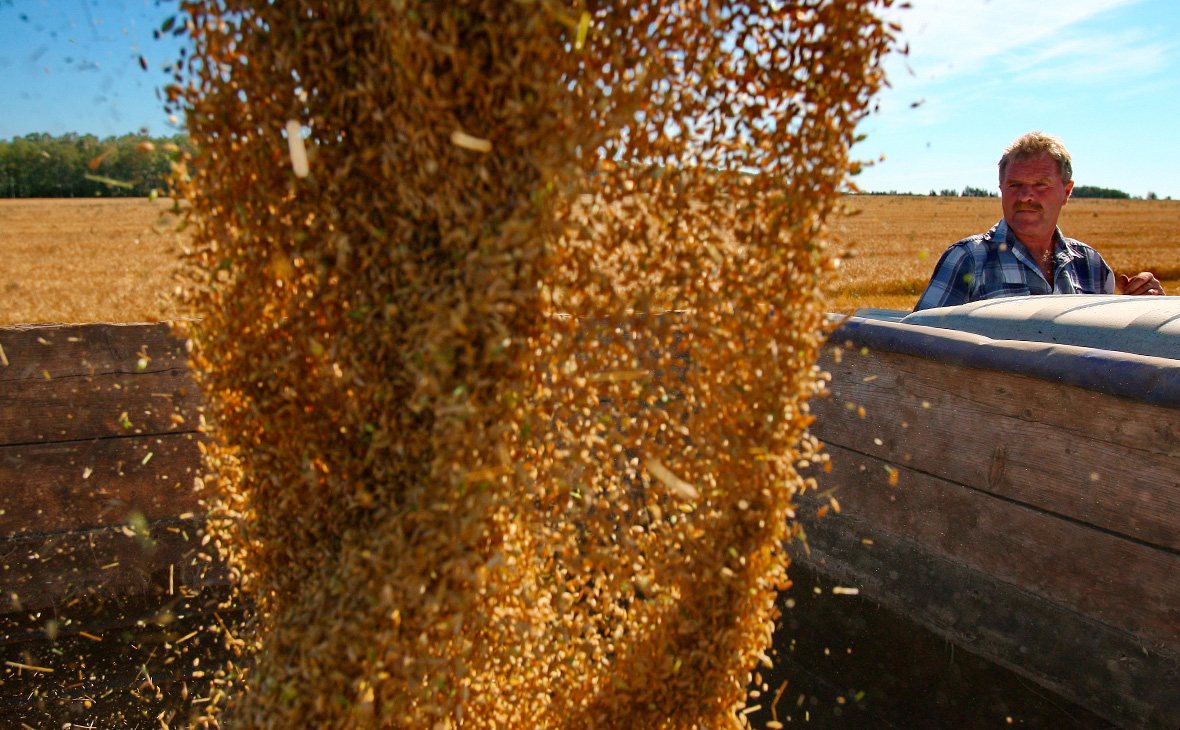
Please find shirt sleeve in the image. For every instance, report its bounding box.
[914,244,977,311]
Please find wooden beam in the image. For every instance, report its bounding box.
[0,432,206,539]
[0,367,202,447]
[805,444,1180,651]
[787,514,1180,730]
[0,322,189,382]
[812,346,1180,551]
[1,520,227,614]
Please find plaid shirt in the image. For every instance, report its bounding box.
[914,219,1115,311]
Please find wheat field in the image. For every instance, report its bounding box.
[1,196,1177,325]
[0,198,186,325]
[826,195,1180,312]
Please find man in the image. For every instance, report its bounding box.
[914,132,1164,311]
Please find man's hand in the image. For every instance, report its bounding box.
[1117,272,1166,296]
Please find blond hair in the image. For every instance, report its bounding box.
[999,131,1073,184]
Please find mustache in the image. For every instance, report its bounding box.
[1013,202,1043,212]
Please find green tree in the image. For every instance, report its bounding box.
[1072,185,1130,199]
[0,132,189,198]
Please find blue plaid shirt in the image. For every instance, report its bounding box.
[914,219,1116,311]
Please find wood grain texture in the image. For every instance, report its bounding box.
[0,432,206,538]
[806,444,1180,651]
[0,367,202,446]
[1,520,226,613]
[811,345,1180,551]
[787,513,1180,730]
[0,323,216,618]
[0,322,189,382]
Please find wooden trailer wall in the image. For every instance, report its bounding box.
[0,322,232,725]
[4,317,1179,728]
[0,322,215,611]
[798,319,1180,730]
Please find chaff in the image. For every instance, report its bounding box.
[172,1,895,728]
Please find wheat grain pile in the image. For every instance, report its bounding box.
[172,2,893,728]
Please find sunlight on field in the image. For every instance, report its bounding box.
[0,198,184,325]
[3,196,1178,324]
[825,195,1180,313]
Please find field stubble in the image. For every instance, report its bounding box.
[827,195,1180,312]
[2,195,1177,324]
[0,197,184,325]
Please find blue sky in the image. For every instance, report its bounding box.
[3,0,1180,197]
[0,0,185,139]
[856,0,1180,198]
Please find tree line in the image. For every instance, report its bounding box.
[860,187,998,197]
[861,185,1164,199]
[0,132,191,198]
[4,134,1165,201]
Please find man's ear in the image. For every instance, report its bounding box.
[1063,180,1074,202]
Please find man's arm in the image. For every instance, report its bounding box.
[914,245,977,311]
[1080,246,1162,296]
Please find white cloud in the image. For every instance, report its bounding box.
[1017,30,1172,83]
[883,0,1146,83]
[866,0,1172,126]
[853,0,1180,195]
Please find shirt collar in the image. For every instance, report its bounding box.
[987,219,1081,262]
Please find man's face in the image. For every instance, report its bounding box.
[1000,155,1074,245]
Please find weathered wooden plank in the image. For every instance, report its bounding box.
[0,520,226,614]
[806,444,1180,651]
[818,343,1180,455]
[0,432,206,538]
[0,322,188,383]
[0,367,202,446]
[812,346,1180,551]
[787,514,1180,730]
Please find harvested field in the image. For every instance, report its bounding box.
[2,196,1178,324]
[826,195,1180,312]
[0,198,184,326]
